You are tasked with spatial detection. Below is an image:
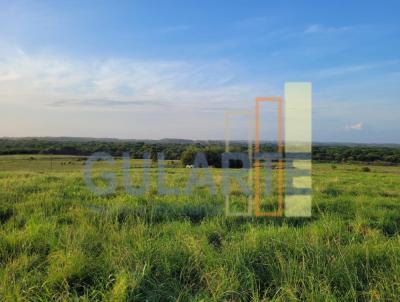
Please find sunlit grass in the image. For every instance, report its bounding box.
[0,156,399,300]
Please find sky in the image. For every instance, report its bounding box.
[0,0,399,143]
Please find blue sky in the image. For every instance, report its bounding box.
[0,0,399,142]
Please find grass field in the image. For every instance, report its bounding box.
[0,155,400,301]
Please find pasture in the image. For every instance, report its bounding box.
[0,155,399,301]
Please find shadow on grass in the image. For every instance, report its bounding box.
[83,201,318,228]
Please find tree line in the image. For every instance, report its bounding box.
[1,138,400,164]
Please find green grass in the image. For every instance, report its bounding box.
[0,156,400,301]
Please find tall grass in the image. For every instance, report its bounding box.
[0,157,399,301]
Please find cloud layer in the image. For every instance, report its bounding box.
[0,49,261,113]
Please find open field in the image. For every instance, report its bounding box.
[1,155,400,301]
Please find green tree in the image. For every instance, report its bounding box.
[181,146,199,166]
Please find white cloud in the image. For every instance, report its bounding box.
[304,24,352,34]
[0,49,263,112]
[345,122,363,131]
[304,24,323,34]
[0,47,283,139]
[309,60,400,78]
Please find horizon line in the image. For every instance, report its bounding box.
[1,136,399,146]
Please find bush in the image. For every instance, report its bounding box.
[181,147,198,166]
[362,167,371,172]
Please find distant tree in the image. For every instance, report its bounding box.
[150,149,158,163]
[181,147,199,166]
